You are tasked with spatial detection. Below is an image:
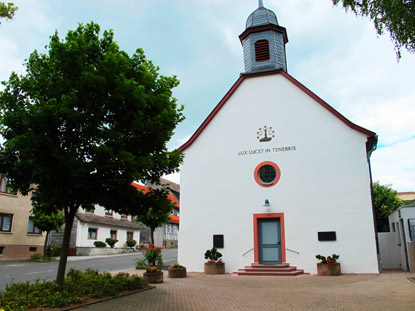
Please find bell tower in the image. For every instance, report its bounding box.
[239,0,288,73]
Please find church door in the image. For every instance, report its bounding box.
[258,218,282,264]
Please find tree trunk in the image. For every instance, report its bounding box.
[43,231,50,255]
[56,206,77,288]
[150,228,155,245]
[150,228,155,265]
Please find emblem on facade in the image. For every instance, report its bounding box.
[257,125,275,142]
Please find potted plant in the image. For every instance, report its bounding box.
[142,243,163,266]
[316,254,341,276]
[204,247,225,274]
[168,263,187,278]
[143,266,163,283]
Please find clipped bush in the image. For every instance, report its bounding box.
[94,241,106,248]
[105,238,118,248]
[126,239,137,248]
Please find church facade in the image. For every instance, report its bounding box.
[178,2,379,274]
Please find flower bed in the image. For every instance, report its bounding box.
[0,268,148,311]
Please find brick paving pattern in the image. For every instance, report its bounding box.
[78,269,415,311]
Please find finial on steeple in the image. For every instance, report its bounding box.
[259,0,264,8]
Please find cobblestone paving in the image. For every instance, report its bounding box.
[78,270,415,311]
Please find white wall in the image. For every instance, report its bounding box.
[179,74,378,274]
[378,232,401,269]
[388,206,415,271]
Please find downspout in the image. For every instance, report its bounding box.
[366,135,380,272]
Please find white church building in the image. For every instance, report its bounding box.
[178,1,379,275]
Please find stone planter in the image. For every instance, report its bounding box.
[143,271,163,283]
[204,262,225,274]
[317,263,341,276]
[168,267,187,278]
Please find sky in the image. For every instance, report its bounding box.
[0,0,414,191]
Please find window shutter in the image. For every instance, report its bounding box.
[255,40,270,62]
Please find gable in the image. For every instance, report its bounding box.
[179,70,376,152]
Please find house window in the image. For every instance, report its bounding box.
[0,213,13,232]
[88,228,97,240]
[408,219,415,241]
[0,175,16,195]
[110,230,117,240]
[127,231,134,241]
[0,246,5,254]
[27,217,42,234]
[105,209,113,216]
[255,40,270,62]
[29,247,37,252]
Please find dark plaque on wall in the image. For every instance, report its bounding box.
[318,231,336,241]
[213,234,224,248]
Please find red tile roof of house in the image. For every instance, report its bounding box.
[131,182,180,224]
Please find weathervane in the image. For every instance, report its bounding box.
[259,0,264,8]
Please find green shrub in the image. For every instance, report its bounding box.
[105,238,118,248]
[29,253,43,261]
[135,257,147,269]
[0,269,148,311]
[126,239,137,248]
[94,241,106,248]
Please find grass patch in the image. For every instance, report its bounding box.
[0,268,148,311]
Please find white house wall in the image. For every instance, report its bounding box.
[178,74,378,274]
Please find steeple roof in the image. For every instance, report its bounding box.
[246,0,279,29]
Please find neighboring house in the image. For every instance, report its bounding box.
[51,204,143,256]
[0,174,46,260]
[178,2,379,274]
[398,192,415,204]
[379,205,415,272]
[134,181,180,248]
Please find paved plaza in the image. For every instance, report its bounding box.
[78,269,415,311]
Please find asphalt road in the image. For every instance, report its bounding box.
[0,248,178,290]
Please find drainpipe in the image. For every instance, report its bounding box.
[366,135,380,272]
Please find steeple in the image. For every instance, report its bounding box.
[239,1,288,73]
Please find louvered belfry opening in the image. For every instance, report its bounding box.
[255,40,270,62]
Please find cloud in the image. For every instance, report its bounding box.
[371,139,415,191]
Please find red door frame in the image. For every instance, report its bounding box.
[253,213,286,263]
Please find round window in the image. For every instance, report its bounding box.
[258,165,277,185]
[254,161,281,187]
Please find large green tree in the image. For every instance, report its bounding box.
[0,22,184,286]
[0,2,17,23]
[373,182,404,231]
[332,0,415,59]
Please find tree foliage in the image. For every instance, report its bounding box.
[0,22,183,286]
[0,2,17,23]
[135,187,175,245]
[32,207,65,254]
[373,182,404,231]
[332,0,415,59]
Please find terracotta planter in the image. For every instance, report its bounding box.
[204,262,225,274]
[317,263,341,276]
[143,271,164,283]
[168,267,187,278]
